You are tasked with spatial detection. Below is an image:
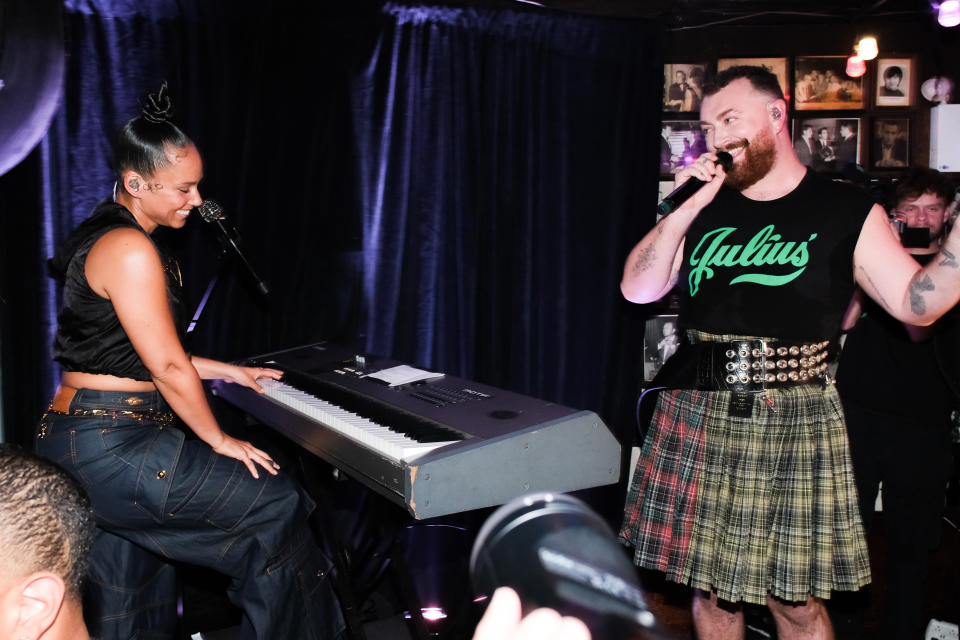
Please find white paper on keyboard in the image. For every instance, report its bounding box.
[361,365,444,386]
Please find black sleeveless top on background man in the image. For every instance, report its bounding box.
[838,253,958,420]
[49,200,189,381]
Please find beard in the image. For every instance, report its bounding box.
[720,127,776,191]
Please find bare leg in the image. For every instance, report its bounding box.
[766,594,834,640]
[692,590,744,640]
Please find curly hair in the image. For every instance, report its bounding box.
[0,445,96,597]
[893,168,956,208]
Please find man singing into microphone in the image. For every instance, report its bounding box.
[618,66,960,640]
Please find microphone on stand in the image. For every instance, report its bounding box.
[657,150,733,216]
[197,199,270,296]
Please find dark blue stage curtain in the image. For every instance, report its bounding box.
[354,4,664,413]
[3,0,663,452]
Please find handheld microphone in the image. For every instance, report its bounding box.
[656,151,733,216]
[197,200,270,296]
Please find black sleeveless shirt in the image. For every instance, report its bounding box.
[837,254,958,419]
[677,170,875,341]
[49,201,189,381]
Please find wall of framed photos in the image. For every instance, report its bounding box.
[659,20,960,183]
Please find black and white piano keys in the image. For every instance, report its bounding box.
[210,343,621,520]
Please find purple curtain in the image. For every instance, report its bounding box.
[355,4,664,413]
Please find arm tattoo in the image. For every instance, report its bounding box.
[908,273,935,315]
[939,248,958,269]
[857,266,893,313]
[632,244,656,276]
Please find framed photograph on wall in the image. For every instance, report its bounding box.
[876,58,913,107]
[871,118,909,168]
[794,56,864,110]
[663,63,708,112]
[660,120,708,176]
[717,57,789,101]
[643,314,680,382]
[793,116,861,172]
[791,120,820,168]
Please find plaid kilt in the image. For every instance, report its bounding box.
[620,332,871,605]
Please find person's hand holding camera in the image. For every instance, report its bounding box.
[472,587,591,640]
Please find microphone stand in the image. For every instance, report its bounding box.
[186,216,268,334]
[209,217,270,297]
[186,269,219,334]
[186,236,231,334]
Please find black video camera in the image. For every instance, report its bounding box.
[892,216,932,248]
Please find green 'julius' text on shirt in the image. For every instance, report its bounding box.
[688,224,818,296]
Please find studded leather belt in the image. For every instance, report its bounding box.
[693,338,831,393]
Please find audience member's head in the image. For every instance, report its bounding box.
[893,167,955,209]
[0,444,95,639]
[891,168,956,252]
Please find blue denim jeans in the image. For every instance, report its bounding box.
[36,388,345,640]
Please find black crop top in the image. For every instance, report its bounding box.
[677,170,875,341]
[49,201,189,381]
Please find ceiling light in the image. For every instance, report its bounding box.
[940,0,960,27]
[856,36,878,60]
[846,55,867,78]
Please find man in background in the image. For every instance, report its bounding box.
[0,444,95,639]
[834,120,859,168]
[873,120,908,168]
[837,168,959,640]
[661,123,675,173]
[794,124,816,167]
[814,126,836,171]
[666,70,687,111]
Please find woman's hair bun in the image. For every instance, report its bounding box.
[141,82,175,124]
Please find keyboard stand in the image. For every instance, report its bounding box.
[296,453,369,640]
[294,449,466,640]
